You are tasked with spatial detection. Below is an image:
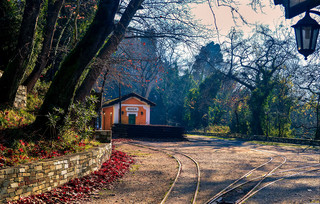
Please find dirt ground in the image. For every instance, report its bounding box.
[84,136,320,204]
[82,143,177,204]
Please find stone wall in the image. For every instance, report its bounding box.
[187,132,320,146]
[0,143,112,203]
[0,71,27,108]
[13,86,27,108]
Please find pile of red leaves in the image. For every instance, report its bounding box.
[9,147,135,204]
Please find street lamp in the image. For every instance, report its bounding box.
[274,0,320,59]
[292,11,320,60]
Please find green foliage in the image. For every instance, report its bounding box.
[184,72,223,130]
[24,0,48,77]
[192,41,223,83]
[265,79,295,138]
[66,95,98,139]
[202,125,230,134]
[149,63,192,126]
[0,131,100,168]
[230,97,251,134]
[0,0,23,70]
[0,94,99,168]
[0,109,35,130]
[291,95,317,139]
[46,107,65,138]
[45,95,98,139]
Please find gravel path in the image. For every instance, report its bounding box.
[81,143,177,204]
[87,135,320,204]
[164,152,198,204]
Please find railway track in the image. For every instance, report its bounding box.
[128,141,201,204]
[117,137,319,203]
[205,149,320,204]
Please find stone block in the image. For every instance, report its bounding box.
[16,189,23,195]
[10,182,18,188]
[35,165,42,171]
[5,168,14,175]
[55,164,62,170]
[23,172,30,177]
[36,173,43,179]
[7,188,16,193]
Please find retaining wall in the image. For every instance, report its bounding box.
[112,124,186,140]
[0,142,112,203]
[187,132,320,146]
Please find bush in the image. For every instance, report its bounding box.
[0,109,35,130]
[0,95,100,168]
[0,131,100,168]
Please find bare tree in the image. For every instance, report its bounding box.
[294,63,320,140]
[221,25,298,135]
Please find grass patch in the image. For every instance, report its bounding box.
[249,141,320,149]
[186,134,237,141]
[123,149,151,157]
[130,164,141,173]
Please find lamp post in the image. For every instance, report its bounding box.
[274,0,320,60]
[292,11,320,60]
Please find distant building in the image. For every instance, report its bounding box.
[101,93,156,130]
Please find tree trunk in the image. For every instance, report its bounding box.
[0,0,42,106]
[32,0,119,135]
[74,0,144,102]
[23,0,64,93]
[44,12,74,81]
[248,89,267,136]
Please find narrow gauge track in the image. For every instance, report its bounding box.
[206,149,320,204]
[128,142,200,204]
[206,150,287,204]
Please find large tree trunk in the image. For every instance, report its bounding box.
[0,0,42,106]
[32,0,119,135]
[23,0,64,93]
[248,88,269,136]
[74,0,144,102]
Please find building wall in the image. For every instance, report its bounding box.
[120,105,147,125]
[102,97,151,130]
[102,106,113,130]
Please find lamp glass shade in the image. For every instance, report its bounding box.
[292,12,320,59]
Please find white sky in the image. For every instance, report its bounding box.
[191,1,300,42]
[176,1,312,66]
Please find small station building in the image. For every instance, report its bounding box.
[101,93,156,130]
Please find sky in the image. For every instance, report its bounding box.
[191,1,299,42]
[173,1,311,66]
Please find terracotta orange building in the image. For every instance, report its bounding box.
[101,93,156,130]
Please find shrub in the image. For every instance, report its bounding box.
[0,109,35,130]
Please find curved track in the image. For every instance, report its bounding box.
[115,136,319,203]
[129,142,201,204]
[205,148,320,204]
